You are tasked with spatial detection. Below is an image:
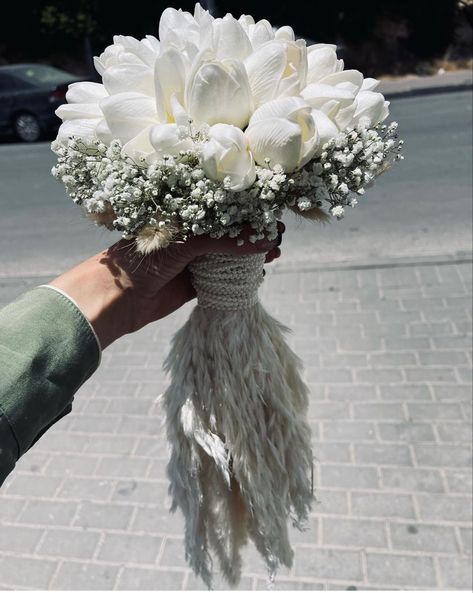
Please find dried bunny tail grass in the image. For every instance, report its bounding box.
[288,204,331,224]
[85,203,116,229]
[135,223,179,254]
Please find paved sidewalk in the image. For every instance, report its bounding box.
[0,255,472,590]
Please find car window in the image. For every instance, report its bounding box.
[0,73,31,91]
[6,65,79,87]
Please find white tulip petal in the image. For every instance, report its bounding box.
[121,125,156,161]
[57,118,100,140]
[361,77,380,91]
[334,103,356,130]
[143,35,161,53]
[352,91,390,126]
[301,83,354,110]
[186,60,252,128]
[95,119,113,144]
[93,56,105,77]
[238,14,255,30]
[248,19,274,48]
[308,43,337,52]
[275,26,295,41]
[113,35,157,67]
[311,109,339,149]
[319,69,364,94]
[244,43,286,106]
[149,123,194,157]
[246,117,302,171]
[55,103,102,120]
[154,48,188,121]
[214,14,252,61]
[307,46,339,84]
[249,96,310,125]
[66,81,108,104]
[100,92,158,144]
[201,123,255,191]
[170,94,190,127]
[103,64,154,96]
[159,7,198,47]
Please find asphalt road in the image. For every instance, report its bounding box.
[0,90,471,277]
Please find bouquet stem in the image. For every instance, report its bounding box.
[162,253,314,588]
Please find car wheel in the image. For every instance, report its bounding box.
[13,113,42,142]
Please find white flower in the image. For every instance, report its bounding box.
[306,44,344,84]
[55,81,109,142]
[185,53,253,128]
[244,39,307,107]
[94,35,160,76]
[245,97,318,171]
[150,123,195,158]
[100,92,159,145]
[351,91,390,127]
[201,123,256,191]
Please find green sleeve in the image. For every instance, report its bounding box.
[0,286,101,486]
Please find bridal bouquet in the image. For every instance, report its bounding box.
[51,3,402,588]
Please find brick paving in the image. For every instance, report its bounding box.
[0,255,471,590]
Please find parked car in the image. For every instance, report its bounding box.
[0,63,84,142]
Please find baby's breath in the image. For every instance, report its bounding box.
[51,121,403,244]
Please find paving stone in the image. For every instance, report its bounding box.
[322,517,387,548]
[355,368,404,384]
[312,489,350,516]
[416,494,473,522]
[414,444,473,467]
[381,467,445,493]
[444,469,473,494]
[322,421,377,441]
[404,367,457,383]
[38,528,100,559]
[436,422,473,442]
[407,402,464,420]
[253,577,324,590]
[377,422,436,442]
[352,403,405,420]
[111,479,169,505]
[389,522,459,553]
[73,501,134,530]
[0,497,26,521]
[17,500,77,526]
[438,556,473,589]
[320,464,379,490]
[354,444,413,466]
[459,527,472,554]
[98,532,162,564]
[95,456,151,479]
[117,567,186,590]
[50,560,119,590]
[351,492,416,519]
[379,384,432,400]
[0,555,58,589]
[366,553,436,587]
[294,547,363,581]
[57,476,115,501]
[326,385,377,401]
[313,442,351,463]
[0,524,44,553]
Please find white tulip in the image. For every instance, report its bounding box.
[301,83,355,129]
[185,56,252,128]
[122,125,156,162]
[154,48,188,122]
[245,97,318,171]
[159,7,200,51]
[245,39,307,106]
[274,26,295,41]
[103,63,155,96]
[238,14,274,49]
[311,109,339,151]
[56,83,108,142]
[351,91,390,127]
[201,123,256,191]
[307,44,344,84]
[318,69,364,95]
[361,77,380,91]
[212,14,252,61]
[94,35,160,76]
[65,81,108,103]
[149,123,195,158]
[100,92,159,144]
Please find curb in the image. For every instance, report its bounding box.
[379,69,472,100]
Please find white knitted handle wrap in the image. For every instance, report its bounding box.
[189,252,266,311]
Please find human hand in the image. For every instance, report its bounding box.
[49,222,285,348]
